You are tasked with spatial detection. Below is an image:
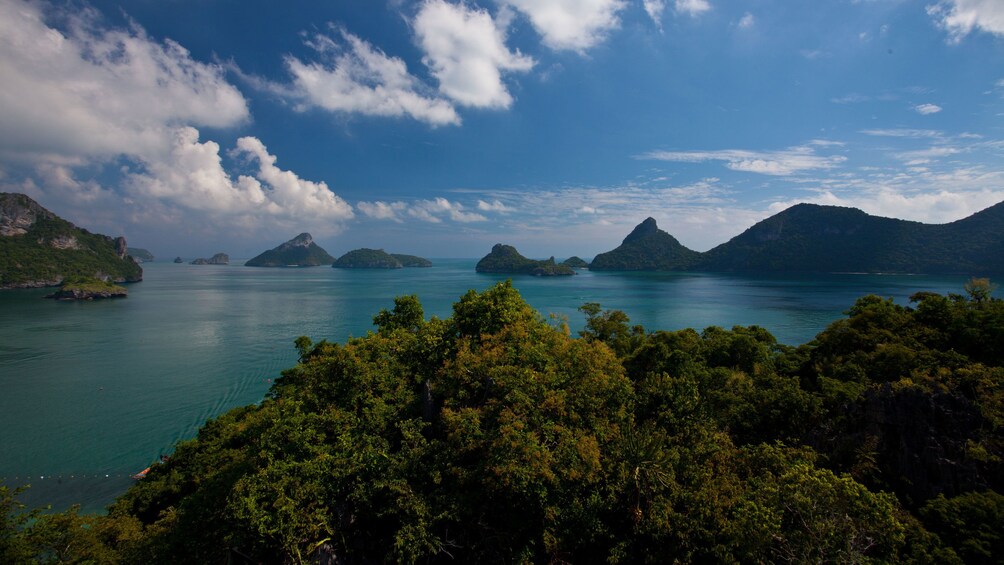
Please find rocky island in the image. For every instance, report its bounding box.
[561,256,590,269]
[173,257,183,263]
[591,202,1004,275]
[0,192,143,288]
[475,244,575,276]
[245,233,335,267]
[128,248,155,262]
[45,276,128,300]
[191,253,229,265]
[333,249,433,269]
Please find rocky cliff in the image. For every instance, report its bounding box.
[0,193,143,288]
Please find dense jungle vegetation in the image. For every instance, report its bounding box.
[3,279,1002,564]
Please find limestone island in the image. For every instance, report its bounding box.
[191,253,229,265]
[561,256,590,269]
[45,276,128,300]
[333,249,433,269]
[0,192,142,289]
[173,257,183,263]
[246,233,335,267]
[591,201,1004,274]
[128,248,155,262]
[476,244,575,276]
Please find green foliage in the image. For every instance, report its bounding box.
[10,281,1004,563]
[475,244,575,276]
[920,490,1004,564]
[561,256,589,268]
[390,253,433,268]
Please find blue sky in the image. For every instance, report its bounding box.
[1,0,1002,259]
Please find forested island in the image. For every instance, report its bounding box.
[0,193,142,288]
[333,249,432,269]
[476,243,575,276]
[592,201,1004,274]
[245,233,335,267]
[3,280,1001,563]
[126,248,154,263]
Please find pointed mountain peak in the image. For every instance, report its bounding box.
[287,232,313,247]
[623,217,660,245]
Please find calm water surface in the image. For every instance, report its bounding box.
[0,260,966,512]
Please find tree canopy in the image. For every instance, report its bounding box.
[4,279,1003,563]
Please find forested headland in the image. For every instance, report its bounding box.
[3,280,1002,564]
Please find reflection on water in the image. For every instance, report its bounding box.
[0,261,966,512]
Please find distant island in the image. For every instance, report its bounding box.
[128,248,155,262]
[191,253,229,265]
[45,276,128,300]
[476,244,575,276]
[333,249,432,269]
[173,256,183,264]
[245,233,335,267]
[561,256,590,269]
[0,193,142,288]
[592,202,1004,274]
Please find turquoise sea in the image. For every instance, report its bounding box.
[0,260,967,513]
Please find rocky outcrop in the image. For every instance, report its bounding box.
[0,193,143,288]
[246,233,336,267]
[174,257,183,263]
[191,253,229,265]
[128,248,155,262]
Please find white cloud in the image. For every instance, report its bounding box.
[408,197,487,223]
[860,128,943,138]
[477,199,513,212]
[125,128,353,228]
[914,103,943,114]
[640,146,846,176]
[414,0,534,108]
[927,0,1004,42]
[499,0,625,51]
[675,0,711,17]
[643,0,666,29]
[282,30,460,126]
[738,12,755,29]
[358,200,407,221]
[0,0,248,165]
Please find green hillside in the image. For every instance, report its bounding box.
[0,193,143,288]
[246,233,335,267]
[475,243,575,276]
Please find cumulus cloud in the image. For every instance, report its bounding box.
[281,30,460,126]
[675,0,711,17]
[126,128,353,227]
[499,0,625,51]
[914,103,943,114]
[0,0,248,165]
[738,12,755,29]
[414,0,534,108]
[639,146,846,176]
[927,0,1004,42]
[358,200,408,221]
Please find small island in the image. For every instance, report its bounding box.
[173,257,183,263]
[561,256,590,269]
[45,276,128,300]
[191,253,229,265]
[475,244,575,276]
[333,249,433,269]
[246,233,335,267]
